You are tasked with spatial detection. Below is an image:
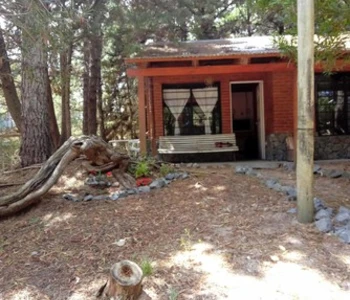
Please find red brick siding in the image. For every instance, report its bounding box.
[147,71,296,141]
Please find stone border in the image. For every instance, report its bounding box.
[63,172,190,203]
[234,165,350,244]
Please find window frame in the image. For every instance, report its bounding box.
[315,73,350,136]
[162,82,222,136]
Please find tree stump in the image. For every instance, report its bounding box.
[102,260,143,300]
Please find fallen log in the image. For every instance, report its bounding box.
[0,135,131,217]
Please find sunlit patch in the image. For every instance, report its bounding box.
[162,241,348,298]
[8,286,49,300]
[264,262,347,299]
[45,212,74,228]
[282,250,306,261]
[42,213,53,222]
[284,236,303,245]
[214,185,226,191]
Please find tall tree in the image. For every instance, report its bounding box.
[0,29,21,131]
[19,1,53,166]
[82,0,106,136]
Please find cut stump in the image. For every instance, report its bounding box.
[100,260,143,300]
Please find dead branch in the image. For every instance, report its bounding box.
[0,135,131,217]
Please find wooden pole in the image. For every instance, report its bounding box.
[297,0,315,223]
[138,76,147,155]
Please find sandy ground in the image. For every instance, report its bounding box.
[0,162,349,300]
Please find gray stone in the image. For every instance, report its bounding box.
[282,162,295,172]
[313,164,322,174]
[235,165,253,174]
[246,169,258,177]
[339,206,350,214]
[265,179,278,189]
[150,178,166,189]
[193,163,200,168]
[174,173,182,179]
[319,169,333,177]
[110,193,120,201]
[186,163,193,168]
[313,197,326,211]
[315,218,332,233]
[335,223,350,244]
[338,230,350,244]
[287,208,297,214]
[329,170,343,179]
[315,208,333,220]
[63,194,79,202]
[165,173,175,181]
[92,194,111,201]
[334,207,350,225]
[83,194,93,201]
[181,172,189,179]
[342,171,350,179]
[117,190,128,198]
[138,186,151,193]
[127,189,137,195]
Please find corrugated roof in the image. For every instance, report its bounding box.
[129,35,350,60]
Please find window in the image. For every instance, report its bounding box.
[163,84,221,136]
[316,73,350,136]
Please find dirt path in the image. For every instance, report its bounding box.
[0,165,349,299]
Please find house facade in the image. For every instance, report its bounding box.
[126,36,350,161]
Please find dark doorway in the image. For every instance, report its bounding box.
[231,83,259,160]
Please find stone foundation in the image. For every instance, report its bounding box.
[315,136,350,160]
[266,133,289,161]
[266,133,350,161]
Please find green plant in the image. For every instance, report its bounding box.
[140,257,153,277]
[134,160,151,178]
[159,163,175,177]
[168,287,179,300]
[180,228,192,251]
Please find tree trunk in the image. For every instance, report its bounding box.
[99,260,143,300]
[0,28,22,131]
[96,36,106,140]
[87,34,100,135]
[83,37,90,135]
[60,44,73,143]
[20,6,53,167]
[47,70,61,150]
[0,136,130,217]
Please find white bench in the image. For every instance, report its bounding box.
[158,134,239,159]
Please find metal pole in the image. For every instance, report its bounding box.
[297,0,315,223]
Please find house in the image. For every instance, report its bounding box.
[125,36,350,161]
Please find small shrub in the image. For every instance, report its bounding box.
[159,163,175,177]
[140,257,153,277]
[168,287,179,300]
[134,160,151,178]
[180,228,192,251]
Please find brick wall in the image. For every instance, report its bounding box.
[148,70,296,144]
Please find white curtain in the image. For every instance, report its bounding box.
[192,87,218,134]
[163,89,190,135]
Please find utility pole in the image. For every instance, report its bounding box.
[297,0,315,223]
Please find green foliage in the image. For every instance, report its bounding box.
[140,257,154,277]
[159,163,175,177]
[168,287,179,300]
[0,137,20,170]
[180,228,193,251]
[134,160,151,178]
[258,0,350,71]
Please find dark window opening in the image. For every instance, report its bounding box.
[163,83,222,136]
[316,73,350,136]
